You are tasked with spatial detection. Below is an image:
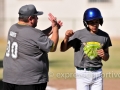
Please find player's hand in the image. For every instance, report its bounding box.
[65,30,74,39]
[48,13,63,29]
[97,49,105,58]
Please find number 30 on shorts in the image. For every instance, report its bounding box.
[6,40,18,59]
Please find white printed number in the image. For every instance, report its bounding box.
[6,40,18,59]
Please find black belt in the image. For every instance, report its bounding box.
[76,67,101,71]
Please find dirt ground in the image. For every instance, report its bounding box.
[48,79,120,90]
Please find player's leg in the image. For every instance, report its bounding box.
[90,69,103,90]
[15,83,47,90]
[3,82,15,90]
[76,68,92,90]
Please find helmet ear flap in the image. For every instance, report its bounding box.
[83,21,87,28]
[99,19,103,26]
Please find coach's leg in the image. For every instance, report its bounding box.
[37,83,47,90]
[15,83,47,90]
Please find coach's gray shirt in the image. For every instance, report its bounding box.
[3,24,53,85]
[68,28,112,68]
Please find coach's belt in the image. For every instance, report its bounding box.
[76,67,101,71]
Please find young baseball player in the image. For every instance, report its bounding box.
[3,4,62,90]
[60,7,112,90]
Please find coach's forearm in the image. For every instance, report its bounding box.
[50,26,59,52]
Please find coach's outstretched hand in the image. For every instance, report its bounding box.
[48,13,63,29]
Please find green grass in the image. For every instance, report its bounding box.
[0,38,120,80]
[48,48,75,79]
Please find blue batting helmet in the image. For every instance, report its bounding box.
[83,8,103,27]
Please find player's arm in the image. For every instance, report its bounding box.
[60,30,74,52]
[60,37,71,52]
[97,48,110,61]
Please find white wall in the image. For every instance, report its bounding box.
[3,0,120,38]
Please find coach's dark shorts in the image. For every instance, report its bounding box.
[3,82,47,90]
